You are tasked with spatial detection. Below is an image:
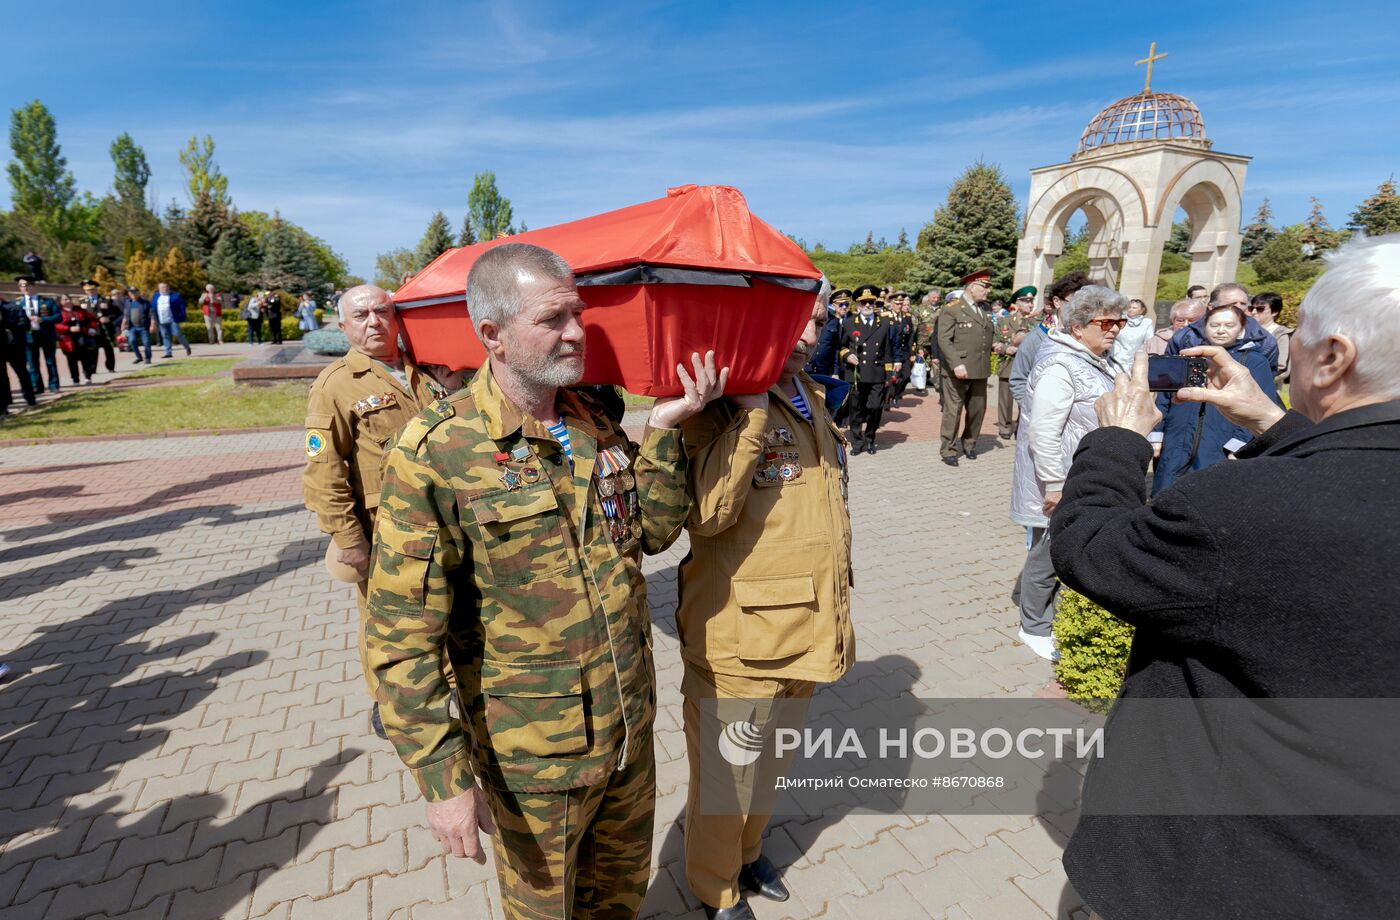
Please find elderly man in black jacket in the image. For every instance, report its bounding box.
[1050,232,1400,920]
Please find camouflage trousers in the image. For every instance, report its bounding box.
[681,666,814,909]
[481,730,656,920]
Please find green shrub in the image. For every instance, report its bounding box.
[1054,588,1134,713]
[178,318,305,344]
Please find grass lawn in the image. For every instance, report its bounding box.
[0,378,310,440]
[126,357,245,380]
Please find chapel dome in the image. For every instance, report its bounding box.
[1075,91,1209,158]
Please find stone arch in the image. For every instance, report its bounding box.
[1153,159,1245,292]
[1017,167,1147,301]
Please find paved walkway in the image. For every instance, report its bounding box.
[0,386,1088,919]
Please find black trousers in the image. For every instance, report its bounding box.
[3,344,37,409]
[97,328,116,371]
[268,312,283,344]
[64,347,97,383]
[847,381,885,450]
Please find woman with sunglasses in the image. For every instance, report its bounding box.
[1149,301,1283,494]
[1010,285,1127,661]
[1249,291,1293,387]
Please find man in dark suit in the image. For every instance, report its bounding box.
[1,296,38,412]
[14,277,61,393]
[1050,232,1400,920]
[837,284,893,453]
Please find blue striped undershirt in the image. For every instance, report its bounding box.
[547,420,573,470]
[789,387,813,422]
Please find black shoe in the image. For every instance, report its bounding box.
[185,346,192,356]
[851,443,865,455]
[370,704,387,739]
[942,455,959,467]
[966,449,978,460]
[866,443,879,454]
[739,854,790,902]
[703,899,756,920]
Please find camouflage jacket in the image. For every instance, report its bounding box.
[366,359,688,799]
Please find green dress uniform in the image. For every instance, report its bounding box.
[934,293,995,459]
[994,312,1033,438]
[365,359,690,919]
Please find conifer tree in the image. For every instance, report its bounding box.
[458,215,476,247]
[1240,198,1276,260]
[258,214,323,291]
[907,162,1020,297]
[1348,176,1400,237]
[417,211,455,268]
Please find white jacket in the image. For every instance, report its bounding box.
[1109,313,1155,375]
[1010,330,1116,528]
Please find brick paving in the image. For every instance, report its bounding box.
[0,386,1088,919]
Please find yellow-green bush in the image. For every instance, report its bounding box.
[1054,589,1134,713]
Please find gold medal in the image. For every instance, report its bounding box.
[619,471,635,491]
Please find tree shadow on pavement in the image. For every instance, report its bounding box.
[4,750,362,918]
[0,547,159,603]
[0,485,77,508]
[0,536,322,909]
[0,502,301,565]
[2,463,299,541]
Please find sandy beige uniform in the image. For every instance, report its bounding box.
[302,348,440,688]
[677,373,855,909]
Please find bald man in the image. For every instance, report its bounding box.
[302,285,449,734]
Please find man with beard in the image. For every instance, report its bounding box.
[677,290,853,920]
[838,284,894,453]
[365,243,726,919]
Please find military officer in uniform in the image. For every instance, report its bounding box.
[994,286,1036,439]
[804,282,843,379]
[886,291,916,405]
[838,284,894,454]
[364,243,726,919]
[81,280,120,373]
[302,284,444,733]
[678,293,854,919]
[935,269,996,465]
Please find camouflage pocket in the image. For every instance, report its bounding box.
[732,574,817,661]
[467,485,573,586]
[371,515,438,617]
[481,658,588,758]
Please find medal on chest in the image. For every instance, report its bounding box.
[595,444,640,549]
[352,392,398,415]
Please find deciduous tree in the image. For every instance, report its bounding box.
[7,100,78,243]
[178,135,230,207]
[467,171,514,243]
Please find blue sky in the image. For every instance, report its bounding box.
[7,0,1399,279]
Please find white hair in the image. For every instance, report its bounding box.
[337,284,393,322]
[466,243,574,338]
[1296,232,1400,398]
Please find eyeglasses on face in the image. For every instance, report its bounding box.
[1246,305,1271,313]
[1086,317,1128,331]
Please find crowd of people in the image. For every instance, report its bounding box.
[1003,272,1298,661]
[0,278,334,415]
[293,235,1400,920]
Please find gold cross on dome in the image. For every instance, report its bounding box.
[1136,42,1168,93]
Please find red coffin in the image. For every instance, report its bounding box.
[392,184,821,396]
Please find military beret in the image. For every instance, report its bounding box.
[1011,286,1037,299]
[853,284,881,302]
[960,268,993,286]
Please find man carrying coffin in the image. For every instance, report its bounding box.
[365,243,726,918]
[678,292,854,919]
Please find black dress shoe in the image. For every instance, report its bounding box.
[942,455,959,467]
[866,443,879,454]
[703,899,756,920]
[966,449,978,460]
[739,854,790,902]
